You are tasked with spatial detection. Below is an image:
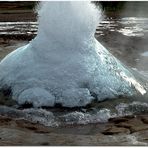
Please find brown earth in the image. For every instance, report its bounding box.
[0,115,148,146]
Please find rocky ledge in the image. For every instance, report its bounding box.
[0,114,148,146]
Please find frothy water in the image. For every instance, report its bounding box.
[1,100,148,127]
[0,2,148,126]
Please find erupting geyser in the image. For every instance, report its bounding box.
[0,1,147,107]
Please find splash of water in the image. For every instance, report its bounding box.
[0,1,147,108]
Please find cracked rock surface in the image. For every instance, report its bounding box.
[0,115,148,146]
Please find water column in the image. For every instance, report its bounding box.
[0,1,146,107]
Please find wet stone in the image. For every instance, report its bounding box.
[115,122,132,128]
[0,114,148,145]
[40,142,50,146]
[0,116,12,125]
[115,118,148,133]
[0,88,17,107]
[15,119,52,133]
[108,115,135,123]
[140,116,148,124]
[102,126,130,135]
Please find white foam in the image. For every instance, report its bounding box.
[141,51,148,57]
[59,109,114,125]
[0,2,146,107]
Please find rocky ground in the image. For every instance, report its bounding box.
[0,114,148,145]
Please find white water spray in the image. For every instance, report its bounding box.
[0,1,146,107]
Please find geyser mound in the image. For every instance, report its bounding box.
[0,2,146,107]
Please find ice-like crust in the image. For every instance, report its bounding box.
[57,88,94,107]
[0,2,146,107]
[18,87,55,107]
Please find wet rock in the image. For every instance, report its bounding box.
[0,116,12,125]
[0,114,148,146]
[115,122,132,128]
[108,115,135,123]
[40,142,50,146]
[133,130,148,143]
[0,88,17,106]
[102,126,130,135]
[115,117,148,133]
[130,124,148,133]
[140,116,148,124]
[15,119,52,133]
